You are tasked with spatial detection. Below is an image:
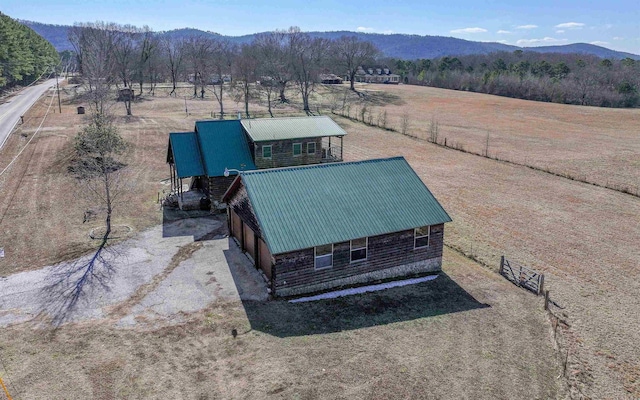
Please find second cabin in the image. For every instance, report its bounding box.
[167,116,347,203]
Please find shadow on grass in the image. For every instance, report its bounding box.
[161,206,226,241]
[239,272,489,338]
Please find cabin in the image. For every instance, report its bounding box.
[166,116,347,205]
[222,157,452,297]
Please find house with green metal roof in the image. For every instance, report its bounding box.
[166,116,347,205]
[222,156,452,297]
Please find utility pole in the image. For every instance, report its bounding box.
[54,66,62,114]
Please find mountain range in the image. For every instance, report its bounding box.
[20,20,640,61]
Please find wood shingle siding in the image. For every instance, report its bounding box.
[253,138,322,169]
[272,224,444,296]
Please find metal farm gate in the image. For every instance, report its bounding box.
[499,256,545,295]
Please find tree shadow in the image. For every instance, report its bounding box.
[360,89,405,106]
[161,207,226,241]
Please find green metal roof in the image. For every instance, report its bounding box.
[240,156,452,255]
[195,120,256,176]
[168,132,205,178]
[240,116,347,142]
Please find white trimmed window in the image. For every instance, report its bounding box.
[307,142,316,155]
[350,237,368,262]
[293,142,302,156]
[414,226,430,249]
[262,145,272,159]
[314,244,333,269]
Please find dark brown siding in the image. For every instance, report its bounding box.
[253,138,322,169]
[208,176,236,202]
[228,185,262,237]
[272,224,445,296]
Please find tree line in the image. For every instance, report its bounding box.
[0,12,59,90]
[390,50,640,108]
[69,23,379,116]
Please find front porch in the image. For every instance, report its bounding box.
[321,136,344,163]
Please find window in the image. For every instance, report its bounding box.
[350,237,368,262]
[314,244,333,269]
[307,142,316,155]
[414,226,430,249]
[293,142,302,156]
[262,145,272,159]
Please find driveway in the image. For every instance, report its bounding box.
[0,213,268,328]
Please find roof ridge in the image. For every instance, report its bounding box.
[243,156,406,175]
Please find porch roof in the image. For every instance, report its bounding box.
[240,116,347,142]
[168,132,205,178]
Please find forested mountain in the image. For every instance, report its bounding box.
[20,20,640,61]
[1,14,59,90]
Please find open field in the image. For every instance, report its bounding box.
[349,83,640,195]
[0,82,638,398]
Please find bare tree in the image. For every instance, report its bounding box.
[49,113,130,321]
[210,40,236,118]
[134,26,158,96]
[233,43,259,117]
[287,27,330,114]
[184,35,214,98]
[333,36,380,91]
[162,36,186,97]
[113,25,137,115]
[254,31,291,112]
[69,22,119,114]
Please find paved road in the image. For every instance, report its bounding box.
[0,78,59,150]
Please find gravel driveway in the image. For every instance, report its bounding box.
[0,213,268,328]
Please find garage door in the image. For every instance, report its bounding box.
[243,224,255,260]
[231,209,242,243]
[259,238,272,279]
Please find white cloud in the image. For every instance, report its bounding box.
[555,22,585,29]
[555,30,565,34]
[356,27,374,33]
[496,40,508,44]
[516,24,538,29]
[450,27,488,34]
[497,30,511,34]
[517,37,568,45]
[590,41,610,46]
[613,36,624,40]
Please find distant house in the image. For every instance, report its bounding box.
[319,73,344,84]
[166,116,347,203]
[222,157,452,297]
[349,66,401,84]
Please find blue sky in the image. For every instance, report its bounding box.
[3,0,639,54]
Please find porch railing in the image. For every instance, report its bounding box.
[321,146,343,162]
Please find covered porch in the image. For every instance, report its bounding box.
[321,135,344,163]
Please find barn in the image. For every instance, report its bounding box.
[222,156,452,297]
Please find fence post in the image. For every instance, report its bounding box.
[499,255,504,275]
[538,274,545,295]
[544,290,550,310]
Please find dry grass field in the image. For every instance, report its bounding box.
[0,249,563,399]
[350,84,640,195]
[0,81,638,398]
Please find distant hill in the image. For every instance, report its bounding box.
[20,20,640,60]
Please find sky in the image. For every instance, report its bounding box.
[3,0,639,54]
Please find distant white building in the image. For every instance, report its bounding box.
[347,66,400,84]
